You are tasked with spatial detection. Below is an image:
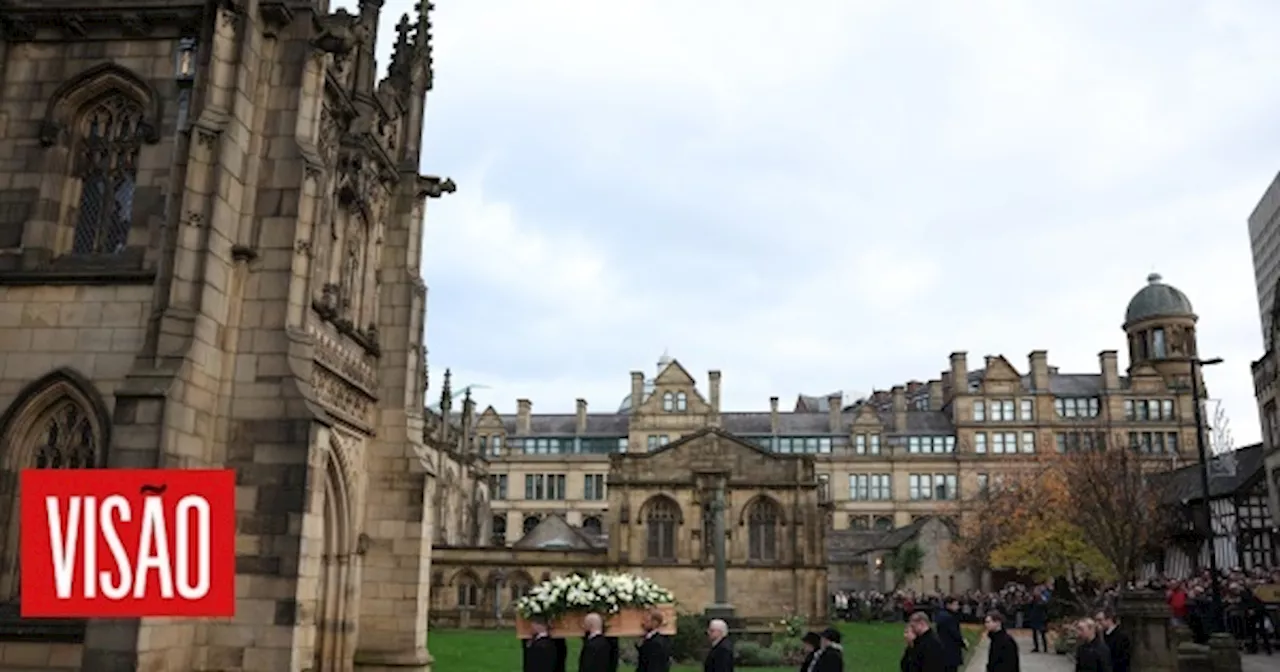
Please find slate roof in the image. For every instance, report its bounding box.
[1153,442,1266,504]
[1125,273,1195,325]
[490,409,956,437]
[825,517,933,562]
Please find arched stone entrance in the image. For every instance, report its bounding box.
[314,435,361,671]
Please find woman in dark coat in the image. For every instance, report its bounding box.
[799,632,821,672]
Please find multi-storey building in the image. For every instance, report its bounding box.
[429,274,1206,624]
[1250,172,1280,526]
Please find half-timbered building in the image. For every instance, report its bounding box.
[1146,443,1277,578]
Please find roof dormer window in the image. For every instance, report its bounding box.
[676,391,687,411]
[662,392,674,411]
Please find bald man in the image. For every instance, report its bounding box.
[579,613,613,672]
[704,619,734,672]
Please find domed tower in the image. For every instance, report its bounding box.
[1123,273,1198,385]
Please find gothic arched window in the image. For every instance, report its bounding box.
[522,514,541,536]
[455,575,478,608]
[72,93,143,255]
[747,498,780,562]
[491,515,507,546]
[645,496,679,561]
[582,516,602,535]
[0,381,102,604]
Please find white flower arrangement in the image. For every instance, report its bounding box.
[514,572,675,621]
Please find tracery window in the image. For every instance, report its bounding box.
[456,577,478,608]
[747,498,780,562]
[72,94,143,255]
[645,497,679,561]
[491,515,507,546]
[0,395,99,604]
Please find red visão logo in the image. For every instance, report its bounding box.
[19,469,236,618]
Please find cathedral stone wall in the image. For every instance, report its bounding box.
[0,1,453,670]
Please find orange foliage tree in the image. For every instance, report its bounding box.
[955,432,1174,584]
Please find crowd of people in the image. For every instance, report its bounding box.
[521,569,1277,672]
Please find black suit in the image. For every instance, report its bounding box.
[637,633,672,672]
[1074,637,1111,672]
[934,609,965,672]
[579,633,613,672]
[906,631,948,672]
[553,638,568,672]
[813,646,844,672]
[524,634,558,672]
[1102,627,1131,672]
[606,636,620,672]
[801,650,817,672]
[986,628,1019,672]
[704,638,734,672]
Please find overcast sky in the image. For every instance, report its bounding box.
[358,0,1280,445]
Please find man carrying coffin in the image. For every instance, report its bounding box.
[579,613,614,672]
[524,619,558,672]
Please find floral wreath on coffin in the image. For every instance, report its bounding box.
[514,572,675,622]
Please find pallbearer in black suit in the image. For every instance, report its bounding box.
[524,620,558,672]
[636,608,673,672]
[579,613,614,672]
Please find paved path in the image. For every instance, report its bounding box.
[1241,652,1273,672]
[964,630,1071,672]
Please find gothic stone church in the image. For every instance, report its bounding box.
[0,0,454,670]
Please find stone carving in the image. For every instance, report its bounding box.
[311,365,374,426]
[318,107,341,168]
[309,323,377,392]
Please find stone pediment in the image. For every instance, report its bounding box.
[983,355,1021,381]
[655,359,697,385]
[852,403,882,428]
[514,514,598,550]
[611,428,811,485]
[1127,364,1168,393]
[476,405,504,428]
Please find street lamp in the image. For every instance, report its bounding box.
[1189,356,1225,632]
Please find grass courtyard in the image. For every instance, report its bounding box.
[428,621,982,672]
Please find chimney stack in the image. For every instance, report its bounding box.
[576,399,588,434]
[629,371,644,415]
[827,393,843,433]
[927,380,943,410]
[949,352,968,392]
[708,370,722,414]
[1099,351,1120,391]
[517,399,532,434]
[770,397,780,434]
[1029,350,1050,390]
[891,385,907,432]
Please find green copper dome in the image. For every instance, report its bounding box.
[1124,273,1194,325]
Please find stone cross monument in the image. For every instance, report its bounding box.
[704,475,736,621]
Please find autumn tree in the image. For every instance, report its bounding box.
[1056,432,1174,584]
[957,431,1173,586]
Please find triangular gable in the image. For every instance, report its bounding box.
[645,426,779,459]
[852,402,882,428]
[475,405,504,428]
[983,355,1021,381]
[514,514,598,550]
[654,359,697,385]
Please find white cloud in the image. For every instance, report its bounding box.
[345,0,1280,444]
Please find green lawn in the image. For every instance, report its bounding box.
[428,621,981,672]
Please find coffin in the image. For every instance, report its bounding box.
[515,603,677,639]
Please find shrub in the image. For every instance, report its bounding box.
[670,612,709,662]
[734,641,784,667]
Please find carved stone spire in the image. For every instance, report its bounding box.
[389,13,415,82]
[413,1,436,91]
[354,0,383,96]
[440,368,452,417]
